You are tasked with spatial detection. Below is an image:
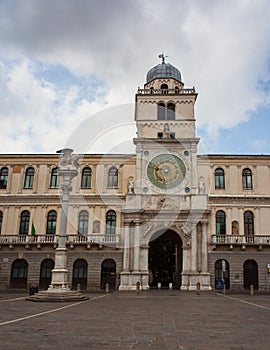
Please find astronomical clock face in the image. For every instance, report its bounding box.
[147,153,186,190]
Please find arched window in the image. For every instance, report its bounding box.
[24,167,34,189]
[157,102,166,120]
[81,167,92,189]
[10,259,28,288]
[175,86,179,94]
[78,210,88,235]
[161,83,168,94]
[0,167,8,189]
[216,210,226,235]
[19,210,30,235]
[167,103,175,120]
[50,167,59,188]
[106,210,116,235]
[242,168,253,190]
[244,211,254,236]
[108,167,118,188]
[215,168,225,189]
[0,210,2,234]
[46,210,57,235]
[150,87,154,94]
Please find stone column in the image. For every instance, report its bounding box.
[201,222,208,273]
[133,222,141,272]
[49,149,79,290]
[123,222,130,271]
[2,206,9,234]
[191,224,197,272]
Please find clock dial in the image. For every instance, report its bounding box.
[147,154,186,190]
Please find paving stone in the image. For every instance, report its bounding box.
[0,290,270,349]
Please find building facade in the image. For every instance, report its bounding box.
[0,58,270,292]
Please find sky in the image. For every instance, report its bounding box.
[0,0,270,155]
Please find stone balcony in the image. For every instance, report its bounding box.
[211,234,270,250]
[0,234,121,249]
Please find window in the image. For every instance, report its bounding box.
[106,210,116,235]
[161,83,168,94]
[167,103,175,120]
[0,167,8,189]
[175,87,179,94]
[24,167,34,189]
[19,210,30,235]
[108,167,118,188]
[215,168,225,189]
[244,211,254,236]
[242,168,253,190]
[157,102,175,120]
[50,167,59,188]
[0,211,2,234]
[46,210,57,235]
[157,103,166,120]
[78,210,88,235]
[81,167,92,189]
[216,210,226,235]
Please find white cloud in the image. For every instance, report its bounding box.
[0,0,269,153]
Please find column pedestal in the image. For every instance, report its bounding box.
[26,247,88,301]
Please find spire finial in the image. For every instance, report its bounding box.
[158,53,168,64]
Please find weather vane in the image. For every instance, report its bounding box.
[158,53,168,64]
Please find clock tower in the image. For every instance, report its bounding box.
[120,55,211,291]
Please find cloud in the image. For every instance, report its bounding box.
[0,0,269,153]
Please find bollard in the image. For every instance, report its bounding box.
[169,283,173,290]
[105,283,110,294]
[196,282,201,295]
[157,282,161,290]
[77,283,81,292]
[223,283,226,295]
[136,281,140,294]
[250,284,254,296]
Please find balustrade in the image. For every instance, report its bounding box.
[211,234,270,246]
[137,87,196,95]
[0,234,120,246]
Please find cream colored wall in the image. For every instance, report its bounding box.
[197,156,270,238]
[0,154,136,238]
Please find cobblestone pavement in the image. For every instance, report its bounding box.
[0,290,270,350]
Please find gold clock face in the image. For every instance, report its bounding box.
[147,154,186,189]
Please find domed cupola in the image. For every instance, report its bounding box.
[146,54,183,84]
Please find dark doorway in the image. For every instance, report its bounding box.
[244,260,258,290]
[148,230,182,289]
[215,259,230,290]
[10,259,28,288]
[100,259,116,290]
[39,259,54,290]
[72,259,88,290]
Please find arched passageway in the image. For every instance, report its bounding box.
[100,259,116,290]
[215,259,230,290]
[72,259,88,290]
[148,230,182,289]
[10,259,28,288]
[39,259,54,290]
[244,260,258,290]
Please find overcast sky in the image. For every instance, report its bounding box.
[0,0,269,155]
